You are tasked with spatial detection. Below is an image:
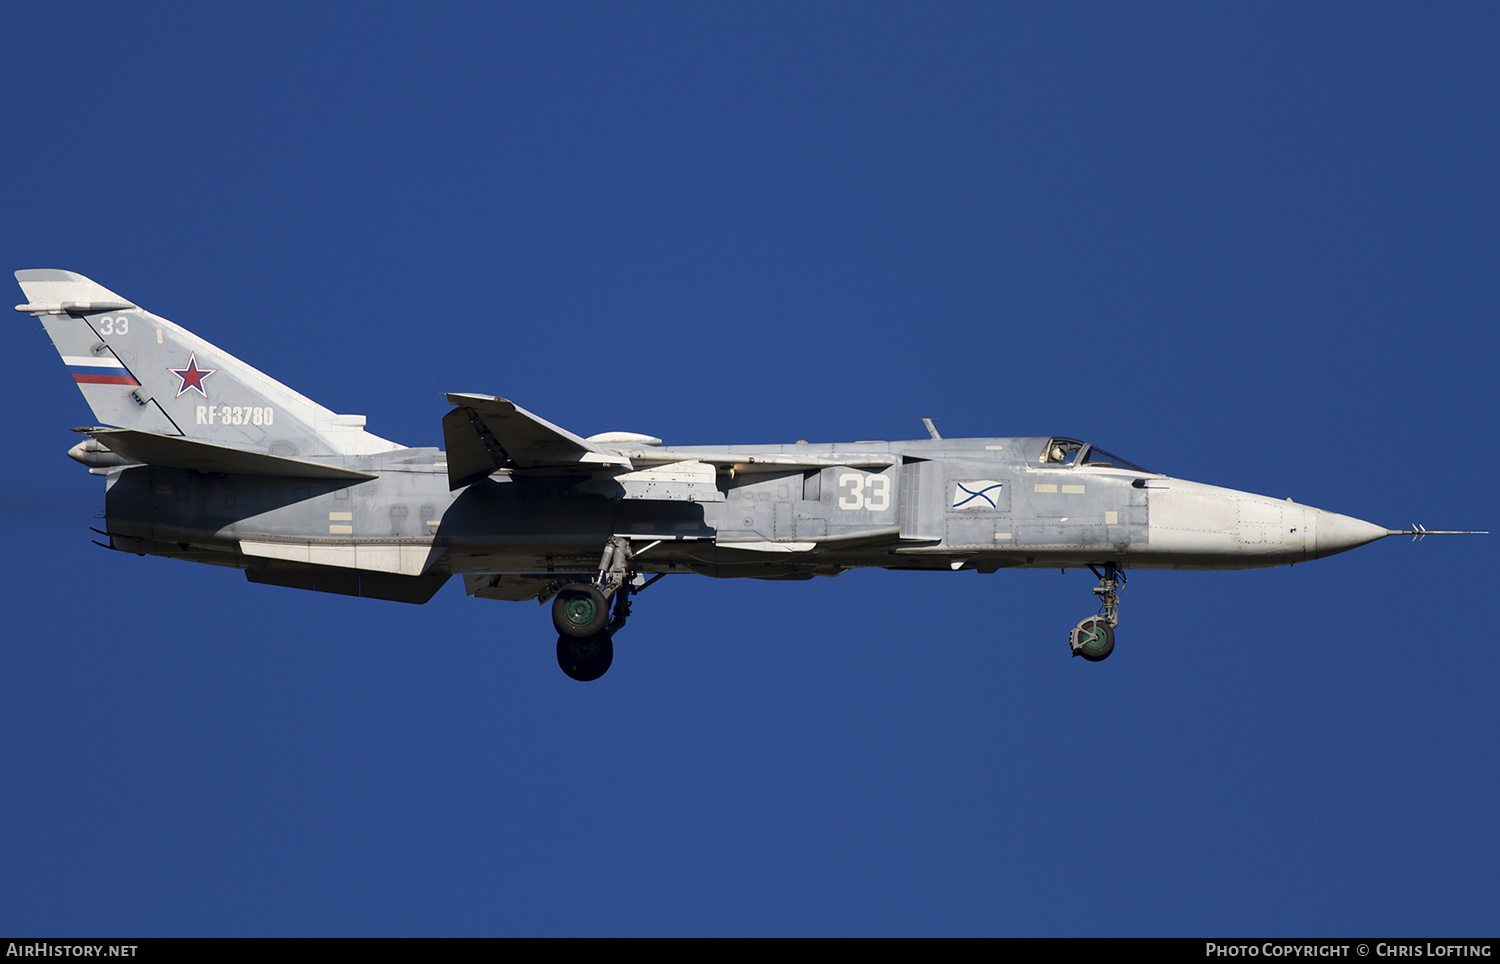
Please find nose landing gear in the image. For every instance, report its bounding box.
[1069,563,1123,662]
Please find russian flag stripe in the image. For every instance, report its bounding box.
[61,354,127,368]
[62,352,139,385]
[74,373,140,385]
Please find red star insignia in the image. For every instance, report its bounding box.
[170,352,217,398]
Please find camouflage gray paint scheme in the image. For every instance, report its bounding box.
[19,269,1447,679]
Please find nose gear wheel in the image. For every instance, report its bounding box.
[1069,563,1123,661]
[1070,616,1115,661]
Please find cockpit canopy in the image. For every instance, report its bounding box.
[1038,438,1151,473]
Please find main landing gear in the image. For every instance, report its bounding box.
[1069,563,1124,662]
[551,536,663,681]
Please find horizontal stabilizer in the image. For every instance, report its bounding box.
[82,428,377,480]
[442,393,631,489]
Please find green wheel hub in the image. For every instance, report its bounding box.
[560,593,600,629]
[553,584,610,639]
[1078,624,1109,656]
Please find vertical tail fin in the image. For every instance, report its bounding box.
[16,270,402,458]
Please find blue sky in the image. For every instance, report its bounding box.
[1,2,1495,936]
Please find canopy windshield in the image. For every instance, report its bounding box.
[1038,438,1151,473]
[1079,444,1151,473]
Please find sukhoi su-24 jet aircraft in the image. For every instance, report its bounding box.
[17,269,1478,680]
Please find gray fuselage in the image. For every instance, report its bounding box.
[98,433,1387,599]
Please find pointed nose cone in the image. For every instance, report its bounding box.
[1311,509,1389,559]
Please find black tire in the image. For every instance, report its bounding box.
[1071,616,1115,662]
[557,632,613,682]
[552,584,609,638]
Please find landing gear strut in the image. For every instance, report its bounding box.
[553,536,664,681]
[1069,563,1124,662]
